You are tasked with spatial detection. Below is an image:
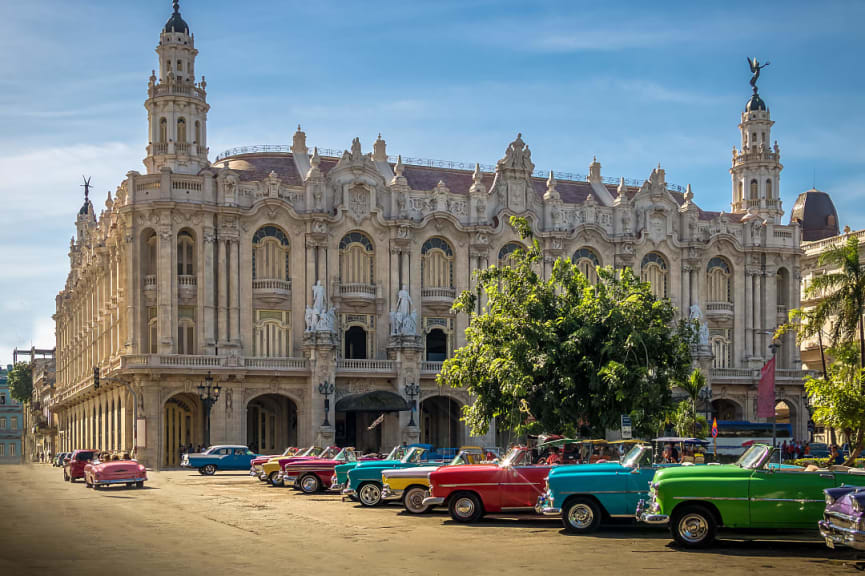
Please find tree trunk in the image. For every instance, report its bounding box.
[844,428,864,467]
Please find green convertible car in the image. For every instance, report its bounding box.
[637,443,865,547]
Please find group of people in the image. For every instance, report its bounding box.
[661,444,706,464]
[179,444,205,455]
[780,440,812,460]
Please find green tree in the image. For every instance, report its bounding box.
[8,361,33,403]
[438,217,694,439]
[805,343,865,464]
[675,368,708,438]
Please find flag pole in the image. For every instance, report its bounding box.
[769,339,781,464]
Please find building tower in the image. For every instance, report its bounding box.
[143,1,210,175]
[730,59,783,222]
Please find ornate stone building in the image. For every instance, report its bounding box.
[51,3,809,468]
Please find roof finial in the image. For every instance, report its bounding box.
[173,0,180,15]
[81,176,92,201]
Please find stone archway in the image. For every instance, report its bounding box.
[712,398,744,421]
[420,395,463,449]
[163,393,203,468]
[246,394,298,454]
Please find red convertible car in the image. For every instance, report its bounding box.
[63,449,98,482]
[280,447,366,493]
[84,453,147,489]
[424,446,553,522]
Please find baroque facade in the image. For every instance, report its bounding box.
[52,3,809,469]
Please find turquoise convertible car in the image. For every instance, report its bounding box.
[344,445,449,507]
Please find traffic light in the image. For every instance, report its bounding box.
[93,366,100,390]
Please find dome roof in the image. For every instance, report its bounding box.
[790,188,839,241]
[164,1,189,34]
[746,93,766,112]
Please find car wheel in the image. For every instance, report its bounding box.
[562,497,602,534]
[358,482,382,507]
[671,504,717,548]
[299,474,321,494]
[201,464,217,476]
[448,492,484,523]
[269,472,284,487]
[136,481,144,488]
[403,486,430,514]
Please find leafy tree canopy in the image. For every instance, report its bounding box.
[438,217,694,439]
[8,361,32,403]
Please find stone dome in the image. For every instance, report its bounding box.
[790,188,839,241]
[746,93,766,112]
[164,2,189,35]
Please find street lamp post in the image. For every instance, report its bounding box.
[197,371,221,449]
[318,381,334,427]
[405,382,420,427]
[768,340,781,457]
[698,386,713,427]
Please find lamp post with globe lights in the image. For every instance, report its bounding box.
[197,371,221,449]
[318,381,334,427]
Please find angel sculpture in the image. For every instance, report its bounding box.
[747,57,770,91]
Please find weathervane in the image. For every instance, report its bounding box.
[81,176,92,201]
[747,57,770,93]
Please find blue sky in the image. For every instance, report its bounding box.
[0,0,863,362]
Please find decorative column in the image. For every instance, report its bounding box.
[203,226,216,353]
[681,264,691,312]
[229,238,240,349]
[157,221,174,354]
[754,272,763,360]
[217,238,228,347]
[744,270,753,359]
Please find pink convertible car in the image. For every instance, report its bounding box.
[84,453,147,489]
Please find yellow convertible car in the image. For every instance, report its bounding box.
[380,447,489,514]
[259,446,331,486]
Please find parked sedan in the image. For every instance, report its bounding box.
[181,445,259,475]
[637,443,865,547]
[424,446,552,523]
[280,447,362,493]
[820,486,865,550]
[84,453,147,489]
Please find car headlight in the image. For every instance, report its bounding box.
[852,498,862,513]
[544,478,549,492]
[825,493,836,506]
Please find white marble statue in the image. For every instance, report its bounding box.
[312,280,326,313]
[305,280,335,333]
[390,285,417,335]
[689,304,710,347]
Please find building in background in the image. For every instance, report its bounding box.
[50,3,809,469]
[0,365,24,464]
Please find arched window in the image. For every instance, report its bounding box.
[339,232,374,285]
[421,237,454,289]
[640,253,668,299]
[254,310,290,357]
[498,242,525,267]
[426,329,448,362]
[176,59,183,71]
[572,247,600,284]
[159,118,167,143]
[765,179,773,200]
[344,326,368,359]
[143,230,157,277]
[706,257,732,303]
[750,179,758,199]
[252,226,290,281]
[737,180,744,201]
[177,306,195,355]
[177,230,195,277]
[776,267,789,309]
[177,118,187,143]
[712,335,731,369]
[194,120,201,145]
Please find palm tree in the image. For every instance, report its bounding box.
[804,235,865,367]
[677,368,707,438]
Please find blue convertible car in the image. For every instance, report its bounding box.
[181,445,259,475]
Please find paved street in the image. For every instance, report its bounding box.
[0,464,858,576]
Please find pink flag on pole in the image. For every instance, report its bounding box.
[757,356,776,418]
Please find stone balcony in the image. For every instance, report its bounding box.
[336,358,395,375]
[705,301,734,319]
[144,274,157,291]
[420,361,444,375]
[337,282,377,304]
[178,275,197,301]
[710,367,816,383]
[421,287,456,310]
[253,278,292,304]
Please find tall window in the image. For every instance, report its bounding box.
[498,242,525,267]
[765,179,773,200]
[177,306,195,355]
[641,253,668,299]
[706,257,732,303]
[737,180,743,202]
[9,443,14,456]
[777,268,789,309]
[194,121,201,144]
[147,307,158,354]
[11,416,17,429]
[145,232,157,276]
[750,179,758,199]
[0,417,6,429]
[712,333,731,368]
[573,247,600,284]
[421,238,454,289]
[339,232,374,284]
[177,118,187,143]
[177,231,195,276]
[0,444,4,456]
[254,310,290,357]
[159,118,167,143]
[252,226,290,281]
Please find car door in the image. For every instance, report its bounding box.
[501,456,550,510]
[215,447,231,467]
[749,468,834,527]
[622,466,656,516]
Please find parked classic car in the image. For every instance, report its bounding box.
[820,486,865,551]
[424,446,553,522]
[331,445,406,493]
[249,446,300,479]
[84,453,147,489]
[260,446,332,486]
[63,449,98,482]
[637,443,865,547]
[181,445,259,475]
[54,452,71,467]
[344,444,450,507]
[381,447,487,513]
[279,447,363,493]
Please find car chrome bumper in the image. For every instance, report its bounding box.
[636,499,669,525]
[422,496,445,507]
[381,486,403,500]
[342,488,356,497]
[535,494,560,516]
[94,476,146,485]
[282,475,297,484]
[820,519,865,551]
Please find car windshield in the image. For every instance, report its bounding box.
[622,445,651,468]
[449,451,482,465]
[319,447,338,459]
[282,447,296,456]
[500,447,530,467]
[335,448,357,463]
[736,445,771,469]
[401,447,428,463]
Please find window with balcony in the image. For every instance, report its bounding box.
[339,231,374,286]
[750,179,758,200]
[640,252,668,299]
[344,326,368,359]
[573,247,600,284]
[177,117,187,143]
[159,118,167,143]
[426,329,447,362]
[421,237,454,289]
[147,307,158,354]
[766,179,773,200]
[498,242,525,267]
[253,226,290,281]
[712,333,731,368]
[254,310,290,357]
[707,257,732,305]
[177,306,195,355]
[177,231,195,276]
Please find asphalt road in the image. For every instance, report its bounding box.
[0,464,859,576]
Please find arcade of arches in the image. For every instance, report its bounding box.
[163,393,202,468]
[420,395,463,448]
[246,394,298,454]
